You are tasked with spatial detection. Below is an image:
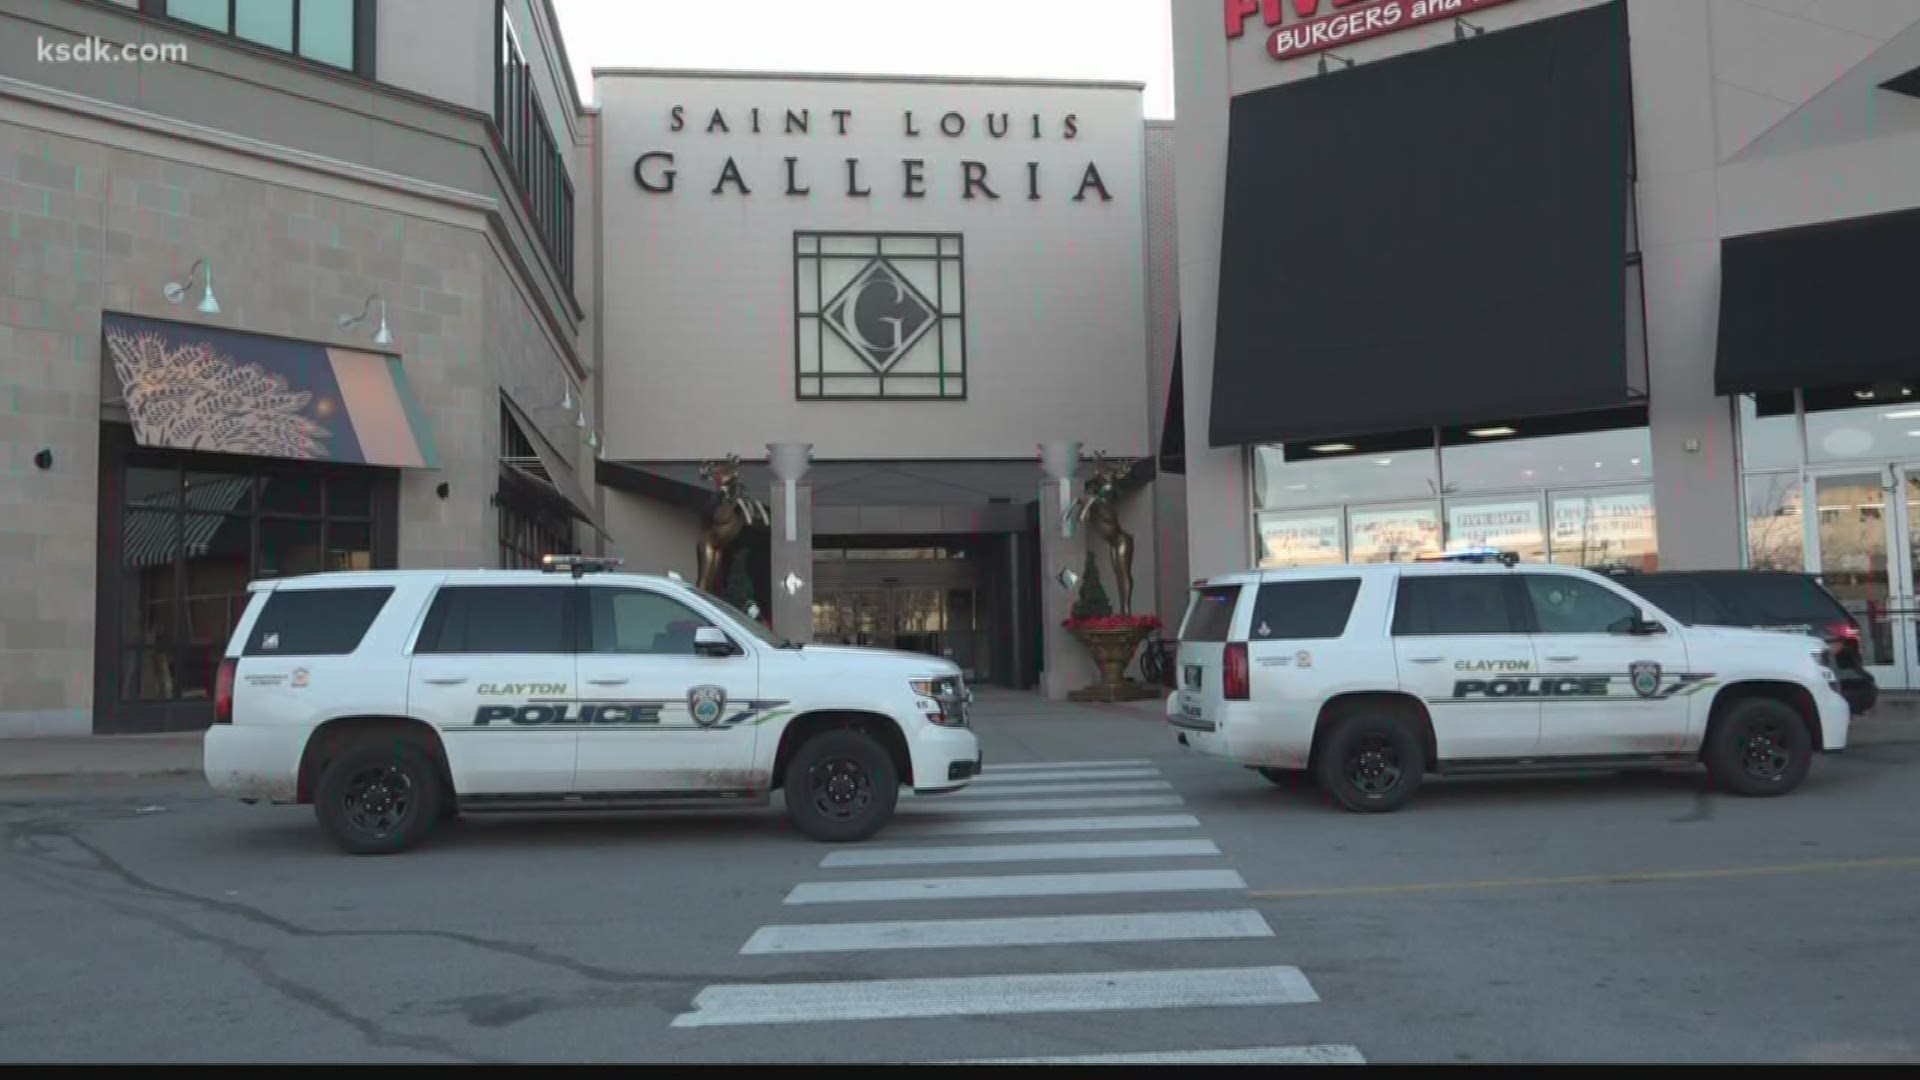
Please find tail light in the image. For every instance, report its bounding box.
[1223,642,1250,701]
[214,658,237,725]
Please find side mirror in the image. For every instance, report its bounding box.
[1630,616,1667,636]
[694,626,736,657]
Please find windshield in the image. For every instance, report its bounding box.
[692,586,793,648]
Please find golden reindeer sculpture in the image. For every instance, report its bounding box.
[696,454,770,593]
[1067,452,1137,615]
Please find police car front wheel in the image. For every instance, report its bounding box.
[1705,697,1812,797]
[784,729,899,843]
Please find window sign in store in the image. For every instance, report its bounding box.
[1552,490,1656,569]
[1258,511,1343,567]
[1447,500,1541,554]
[1349,505,1441,562]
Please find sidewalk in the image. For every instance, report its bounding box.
[0,732,203,782]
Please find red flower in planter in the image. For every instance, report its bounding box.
[1063,614,1163,632]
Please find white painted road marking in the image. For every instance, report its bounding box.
[888,814,1202,837]
[739,909,1274,955]
[985,759,1153,772]
[784,868,1247,905]
[898,795,1183,815]
[670,965,1319,1027]
[949,1045,1366,1064]
[820,838,1220,868]
[969,768,1163,784]
[922,780,1174,797]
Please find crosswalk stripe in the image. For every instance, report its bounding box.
[889,814,1202,836]
[925,780,1174,797]
[948,1045,1366,1064]
[820,838,1220,868]
[970,768,1162,784]
[670,965,1318,1027]
[898,795,1183,815]
[740,908,1273,955]
[986,759,1153,772]
[784,868,1247,904]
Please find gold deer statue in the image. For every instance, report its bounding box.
[1067,452,1137,615]
[696,453,770,593]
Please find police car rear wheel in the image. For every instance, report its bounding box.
[314,744,442,855]
[785,730,899,842]
[1316,709,1424,813]
[1706,697,1811,797]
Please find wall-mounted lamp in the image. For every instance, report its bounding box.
[435,481,450,499]
[585,429,601,451]
[33,448,53,471]
[163,260,221,314]
[574,407,589,430]
[1317,51,1354,76]
[1454,18,1485,41]
[338,294,393,346]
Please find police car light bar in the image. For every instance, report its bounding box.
[1419,547,1521,567]
[541,554,624,578]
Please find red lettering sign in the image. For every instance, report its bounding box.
[1221,0,1520,59]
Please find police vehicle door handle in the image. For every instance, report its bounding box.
[1409,656,1444,664]
[588,677,629,686]
[424,676,467,686]
[1545,655,1579,663]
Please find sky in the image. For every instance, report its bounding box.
[550,0,1176,118]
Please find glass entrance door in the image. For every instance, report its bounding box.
[1808,469,1902,687]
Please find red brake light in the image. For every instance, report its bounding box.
[1224,642,1250,701]
[214,658,237,724]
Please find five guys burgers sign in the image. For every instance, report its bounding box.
[1226,0,1517,60]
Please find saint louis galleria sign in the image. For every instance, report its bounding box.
[632,106,1114,203]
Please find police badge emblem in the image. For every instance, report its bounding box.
[688,685,727,727]
[1629,661,1662,699]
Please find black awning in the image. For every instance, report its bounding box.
[1159,326,1185,475]
[1208,1,1634,448]
[1716,206,1920,396]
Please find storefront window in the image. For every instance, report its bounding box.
[1744,472,1804,571]
[1737,394,1799,472]
[1255,509,1344,568]
[116,455,389,705]
[1253,440,1437,510]
[1441,425,1650,493]
[1804,386,1920,464]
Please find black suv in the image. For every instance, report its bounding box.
[1608,570,1877,714]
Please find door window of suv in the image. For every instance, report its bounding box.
[1392,576,1517,635]
[586,588,714,655]
[1523,574,1641,634]
[415,586,573,654]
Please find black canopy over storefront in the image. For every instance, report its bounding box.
[1209,0,1636,448]
[1717,206,1920,396]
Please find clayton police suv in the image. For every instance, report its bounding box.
[1168,554,1849,811]
[203,556,981,854]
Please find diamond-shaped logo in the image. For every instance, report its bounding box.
[820,258,937,372]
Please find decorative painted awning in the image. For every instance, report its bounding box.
[103,313,438,468]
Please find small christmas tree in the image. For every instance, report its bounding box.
[723,550,757,614]
[1071,549,1113,621]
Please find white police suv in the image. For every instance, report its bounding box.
[1169,554,1849,811]
[203,556,981,854]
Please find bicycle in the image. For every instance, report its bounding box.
[1138,631,1175,688]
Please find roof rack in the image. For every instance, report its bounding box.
[541,554,624,578]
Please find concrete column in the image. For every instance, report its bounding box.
[767,443,814,643]
[1038,441,1096,699]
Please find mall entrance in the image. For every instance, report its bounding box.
[810,536,1026,686]
[1804,465,1920,691]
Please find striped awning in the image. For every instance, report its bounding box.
[122,477,252,567]
[104,312,437,468]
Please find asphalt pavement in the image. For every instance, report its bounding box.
[2,692,1917,1063]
